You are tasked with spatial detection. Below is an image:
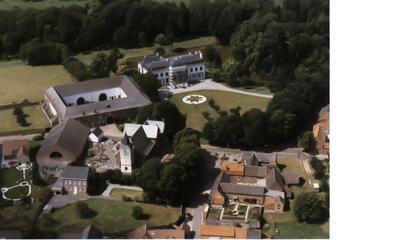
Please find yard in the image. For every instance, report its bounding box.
[0,0,88,10]
[0,185,51,231]
[0,62,76,105]
[169,90,270,131]
[110,188,144,202]
[75,36,217,65]
[0,105,50,132]
[38,199,181,233]
[263,185,329,239]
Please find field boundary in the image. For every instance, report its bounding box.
[0,128,45,137]
[0,100,40,110]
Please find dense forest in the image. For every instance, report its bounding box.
[0,0,267,57]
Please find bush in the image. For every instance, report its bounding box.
[154,46,165,55]
[76,201,97,219]
[310,157,326,179]
[62,57,87,81]
[293,192,327,223]
[300,131,316,152]
[154,33,170,46]
[172,47,187,53]
[202,111,210,120]
[122,195,134,202]
[132,205,144,219]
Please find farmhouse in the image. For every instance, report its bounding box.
[211,158,293,212]
[138,51,205,86]
[0,139,29,168]
[52,166,89,195]
[199,224,250,239]
[37,118,90,179]
[128,224,189,239]
[41,75,151,127]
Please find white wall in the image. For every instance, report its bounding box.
[63,87,127,106]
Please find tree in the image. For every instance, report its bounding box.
[76,201,97,219]
[19,40,70,66]
[116,58,136,76]
[154,46,165,56]
[310,157,326,179]
[293,192,327,223]
[242,109,268,147]
[299,131,316,152]
[154,33,170,46]
[113,26,131,47]
[63,57,88,81]
[132,205,144,219]
[133,72,160,102]
[151,102,186,140]
[86,53,110,78]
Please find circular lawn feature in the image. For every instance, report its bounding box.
[182,94,207,105]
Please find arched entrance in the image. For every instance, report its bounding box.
[49,151,63,159]
[106,116,114,124]
[99,93,107,101]
[76,97,85,105]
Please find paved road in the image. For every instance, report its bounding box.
[160,79,274,99]
[102,183,143,197]
[190,205,204,239]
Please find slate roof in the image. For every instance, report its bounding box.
[247,229,262,239]
[244,165,267,178]
[266,167,286,191]
[139,52,203,70]
[91,127,103,137]
[45,75,151,120]
[139,55,169,70]
[61,166,89,180]
[220,183,265,196]
[144,120,165,134]
[37,118,90,159]
[283,171,300,185]
[129,127,155,156]
[167,53,203,67]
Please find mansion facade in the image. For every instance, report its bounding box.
[137,51,206,86]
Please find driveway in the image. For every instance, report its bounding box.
[160,79,274,99]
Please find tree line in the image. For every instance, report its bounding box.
[0,0,266,63]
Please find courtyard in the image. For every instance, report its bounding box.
[207,203,262,223]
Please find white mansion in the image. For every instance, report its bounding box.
[137,51,206,86]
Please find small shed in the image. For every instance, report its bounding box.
[313,183,320,192]
[89,127,104,143]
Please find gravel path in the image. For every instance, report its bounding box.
[101,183,143,197]
[161,79,274,98]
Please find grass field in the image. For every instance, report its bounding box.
[0,168,23,187]
[0,0,87,10]
[75,36,217,65]
[110,188,144,202]
[263,185,329,239]
[0,62,76,105]
[38,198,181,232]
[169,90,270,131]
[0,186,51,230]
[0,105,50,132]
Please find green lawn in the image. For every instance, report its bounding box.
[75,36,217,65]
[0,186,51,231]
[3,186,30,199]
[169,90,270,131]
[0,62,76,105]
[0,0,88,10]
[0,105,50,132]
[263,185,329,239]
[0,168,23,187]
[39,199,181,233]
[110,188,144,202]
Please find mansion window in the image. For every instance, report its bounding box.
[200,66,203,71]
